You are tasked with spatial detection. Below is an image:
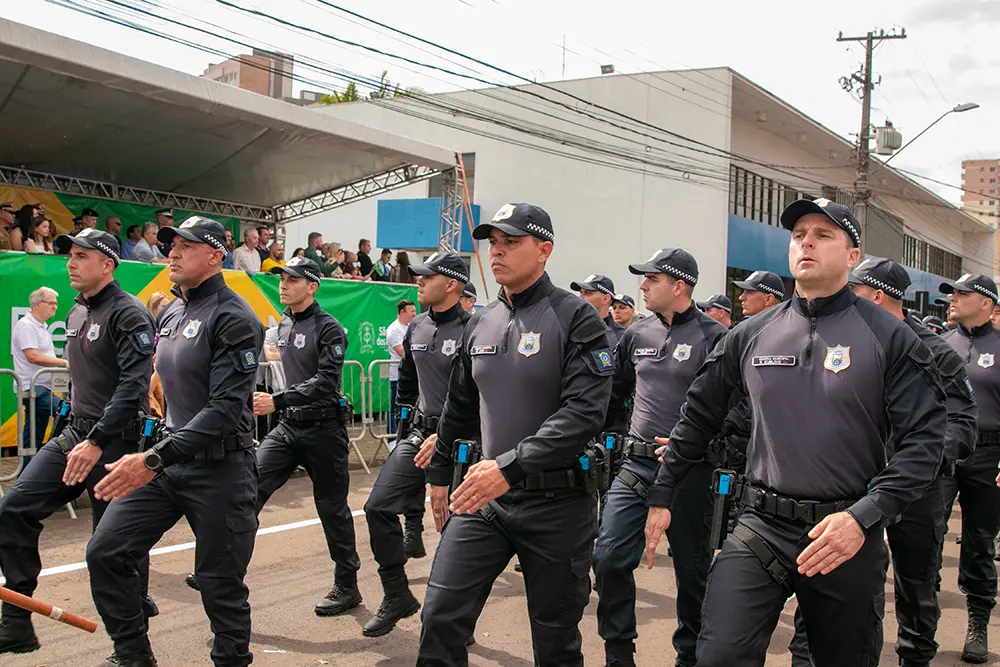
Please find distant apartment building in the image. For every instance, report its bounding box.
[202,49,293,99]
[961,158,1000,278]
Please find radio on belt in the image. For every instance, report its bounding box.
[710,468,738,551]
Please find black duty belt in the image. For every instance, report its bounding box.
[624,437,659,459]
[979,431,1000,446]
[70,415,142,441]
[737,482,858,524]
[192,433,255,462]
[617,468,649,499]
[412,411,440,432]
[515,468,582,492]
[282,407,341,423]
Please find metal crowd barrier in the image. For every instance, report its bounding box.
[341,360,370,475]
[29,368,76,518]
[367,359,399,466]
[0,370,24,496]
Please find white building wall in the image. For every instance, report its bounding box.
[298,69,735,307]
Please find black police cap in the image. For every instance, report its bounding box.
[461,282,477,299]
[81,208,99,218]
[55,228,122,266]
[628,248,699,286]
[157,216,229,256]
[781,198,862,248]
[473,203,554,242]
[848,257,911,301]
[408,251,470,284]
[271,256,322,283]
[733,270,785,298]
[940,273,999,303]
[921,315,946,334]
[570,274,616,297]
[612,293,635,309]
[696,294,732,313]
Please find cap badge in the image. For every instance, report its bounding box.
[672,343,692,362]
[294,333,307,349]
[86,323,101,342]
[180,219,198,229]
[958,273,973,283]
[493,204,517,222]
[824,345,851,374]
[182,319,202,340]
[979,353,995,369]
[585,274,598,282]
[78,228,95,238]
[815,198,831,208]
[517,331,541,358]
[442,339,457,356]
[287,257,304,267]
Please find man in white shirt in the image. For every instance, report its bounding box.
[11,287,68,458]
[385,299,416,438]
[232,227,261,274]
[131,223,166,263]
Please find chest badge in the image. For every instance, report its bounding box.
[672,343,692,362]
[824,345,851,374]
[294,333,307,349]
[518,332,541,358]
[86,323,101,342]
[979,353,995,369]
[182,319,202,340]
[442,339,457,356]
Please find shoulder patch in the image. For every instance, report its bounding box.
[135,331,154,349]
[332,343,345,358]
[239,348,258,370]
[592,348,615,371]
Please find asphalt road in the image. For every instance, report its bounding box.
[4,469,997,666]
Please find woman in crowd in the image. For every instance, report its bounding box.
[10,205,39,251]
[291,247,306,259]
[389,251,416,284]
[23,216,54,254]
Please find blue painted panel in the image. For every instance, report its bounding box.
[377,199,480,252]
[726,214,792,278]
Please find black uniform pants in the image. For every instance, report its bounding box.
[940,444,1000,615]
[417,488,597,667]
[788,475,948,666]
[364,431,427,596]
[87,449,258,667]
[697,508,887,667]
[256,419,361,589]
[0,430,150,621]
[593,456,713,665]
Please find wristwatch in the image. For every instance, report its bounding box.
[143,449,164,474]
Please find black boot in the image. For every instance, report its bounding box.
[102,652,157,666]
[404,531,426,560]
[315,584,362,617]
[466,635,476,647]
[605,640,636,667]
[142,595,159,620]
[363,590,420,637]
[184,573,200,591]
[962,609,989,664]
[0,617,39,654]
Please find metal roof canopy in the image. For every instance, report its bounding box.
[0,19,457,223]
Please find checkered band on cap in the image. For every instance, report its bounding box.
[972,283,999,301]
[202,232,229,256]
[750,281,782,297]
[859,275,904,300]
[841,217,861,246]
[435,265,470,283]
[302,270,320,282]
[526,222,553,241]
[94,240,120,264]
[662,264,698,285]
[594,283,614,296]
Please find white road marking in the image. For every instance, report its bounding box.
[0,498,431,586]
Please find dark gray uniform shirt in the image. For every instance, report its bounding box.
[428,273,617,488]
[271,301,347,411]
[151,273,265,467]
[64,281,154,447]
[606,305,727,443]
[604,313,626,343]
[397,302,472,417]
[651,286,947,531]
[943,320,1000,433]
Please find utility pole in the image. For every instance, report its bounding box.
[837,28,906,248]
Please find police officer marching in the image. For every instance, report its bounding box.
[696,293,733,329]
[245,256,362,617]
[572,274,626,341]
[939,272,1000,663]
[363,252,472,638]
[788,257,977,667]
[0,229,158,656]
[459,281,477,312]
[593,248,728,667]
[734,271,785,318]
[419,203,616,666]
[644,198,947,667]
[86,217,264,667]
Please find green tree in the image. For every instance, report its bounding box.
[320,82,361,105]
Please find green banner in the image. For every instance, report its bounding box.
[0,252,415,450]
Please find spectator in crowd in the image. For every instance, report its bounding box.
[24,217,54,254]
[324,241,342,266]
[81,208,99,230]
[291,247,306,259]
[261,242,285,273]
[305,232,339,277]
[145,292,170,419]
[122,225,141,260]
[0,202,17,250]
[132,222,167,262]
[372,248,393,281]
[222,228,235,269]
[68,216,84,238]
[13,205,38,250]
[256,226,271,264]
[105,215,122,243]
[12,286,67,458]
[385,299,416,437]
[344,251,368,280]
[357,238,374,278]
[233,227,262,273]
[389,251,416,284]
[155,207,174,256]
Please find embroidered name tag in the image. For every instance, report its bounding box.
[159,327,172,337]
[277,340,287,347]
[65,329,78,337]
[634,348,658,357]
[752,355,797,367]
[410,343,428,351]
[470,344,498,355]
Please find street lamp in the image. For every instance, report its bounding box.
[872,102,980,174]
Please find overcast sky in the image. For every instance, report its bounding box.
[1,0,996,205]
